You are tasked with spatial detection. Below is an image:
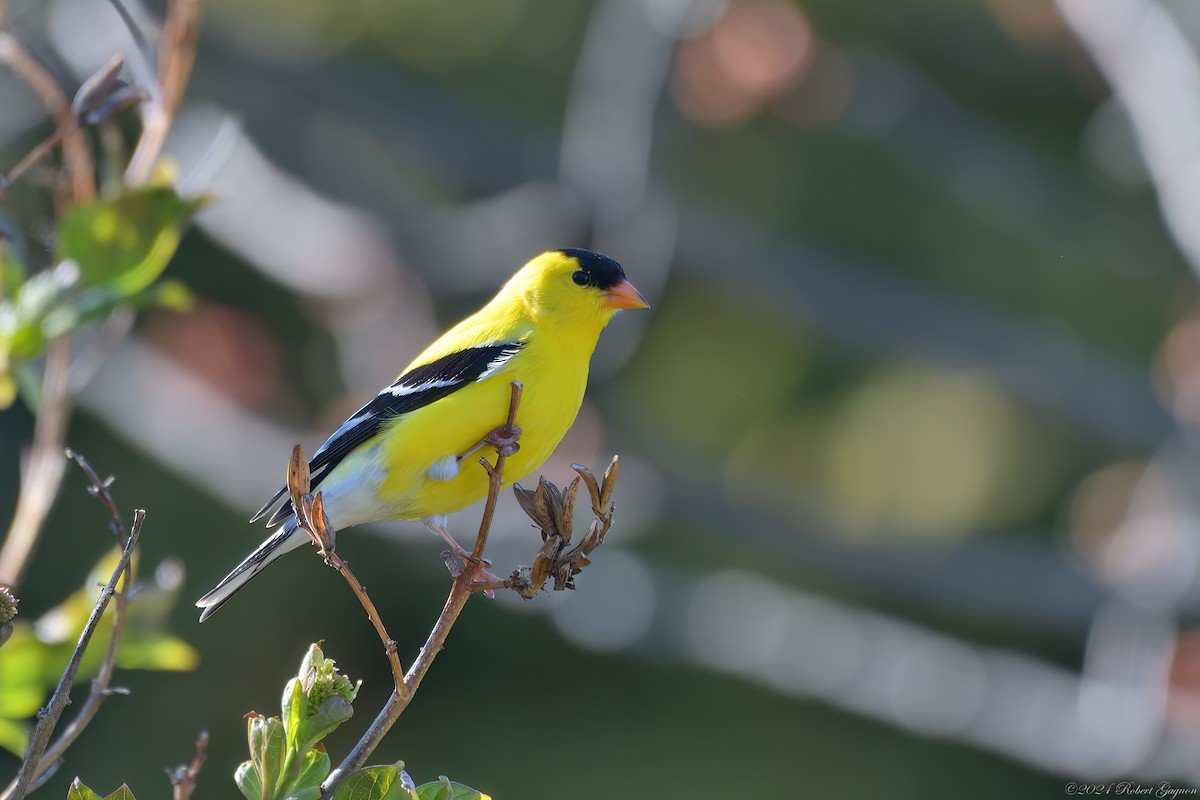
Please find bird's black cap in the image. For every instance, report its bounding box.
[557,248,626,290]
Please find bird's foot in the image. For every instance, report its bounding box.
[482,423,522,457]
[425,517,500,596]
[457,423,523,463]
[439,546,500,597]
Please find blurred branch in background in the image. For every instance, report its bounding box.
[0,0,202,589]
[0,0,97,589]
[1054,0,1200,280]
[166,731,207,800]
[0,0,205,794]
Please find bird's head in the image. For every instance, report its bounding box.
[510,248,649,329]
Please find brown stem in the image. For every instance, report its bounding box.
[125,0,203,184]
[2,509,144,800]
[0,338,72,589]
[0,3,95,204]
[470,382,522,562]
[322,550,405,690]
[0,124,76,202]
[21,452,138,787]
[168,730,208,800]
[288,448,406,690]
[318,381,524,798]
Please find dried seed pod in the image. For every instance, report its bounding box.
[560,476,580,541]
[288,444,311,510]
[512,483,542,530]
[529,553,552,594]
[599,455,619,514]
[533,478,559,532]
[543,480,566,538]
[310,492,336,551]
[572,463,602,513]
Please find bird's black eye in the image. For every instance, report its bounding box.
[571,270,590,287]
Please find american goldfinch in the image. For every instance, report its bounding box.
[196,248,648,621]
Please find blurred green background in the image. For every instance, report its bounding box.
[5,0,1200,796]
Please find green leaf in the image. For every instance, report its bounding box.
[414,778,490,800]
[282,676,304,754]
[286,644,358,754]
[41,287,122,338]
[148,278,193,311]
[235,760,262,800]
[66,779,101,800]
[248,714,286,799]
[332,766,405,800]
[282,789,321,800]
[113,633,199,671]
[294,695,353,755]
[0,629,46,717]
[0,238,26,299]
[1,264,77,359]
[0,372,15,410]
[285,747,331,795]
[41,277,194,340]
[66,781,137,800]
[57,186,203,296]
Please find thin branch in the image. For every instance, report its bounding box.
[125,0,203,185]
[0,338,72,589]
[0,0,103,591]
[0,123,78,202]
[0,2,95,204]
[286,450,405,690]
[64,449,127,541]
[319,381,524,798]
[3,508,144,800]
[470,381,521,562]
[156,0,201,120]
[167,730,208,800]
[21,452,137,787]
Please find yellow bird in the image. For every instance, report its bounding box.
[196,249,648,620]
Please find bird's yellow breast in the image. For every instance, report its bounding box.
[372,332,591,520]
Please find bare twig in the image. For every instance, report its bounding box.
[0,2,95,205]
[0,0,202,591]
[167,730,208,800]
[65,449,128,542]
[3,508,144,800]
[0,0,104,590]
[287,446,405,689]
[125,0,203,184]
[318,381,524,798]
[0,123,79,202]
[0,338,72,589]
[156,0,202,120]
[19,451,138,788]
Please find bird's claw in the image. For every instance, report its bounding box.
[482,423,522,457]
[440,548,499,596]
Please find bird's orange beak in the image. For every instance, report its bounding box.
[605,279,650,309]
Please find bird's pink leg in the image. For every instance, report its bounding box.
[456,423,523,464]
[422,515,500,596]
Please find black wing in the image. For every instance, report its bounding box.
[251,341,524,526]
